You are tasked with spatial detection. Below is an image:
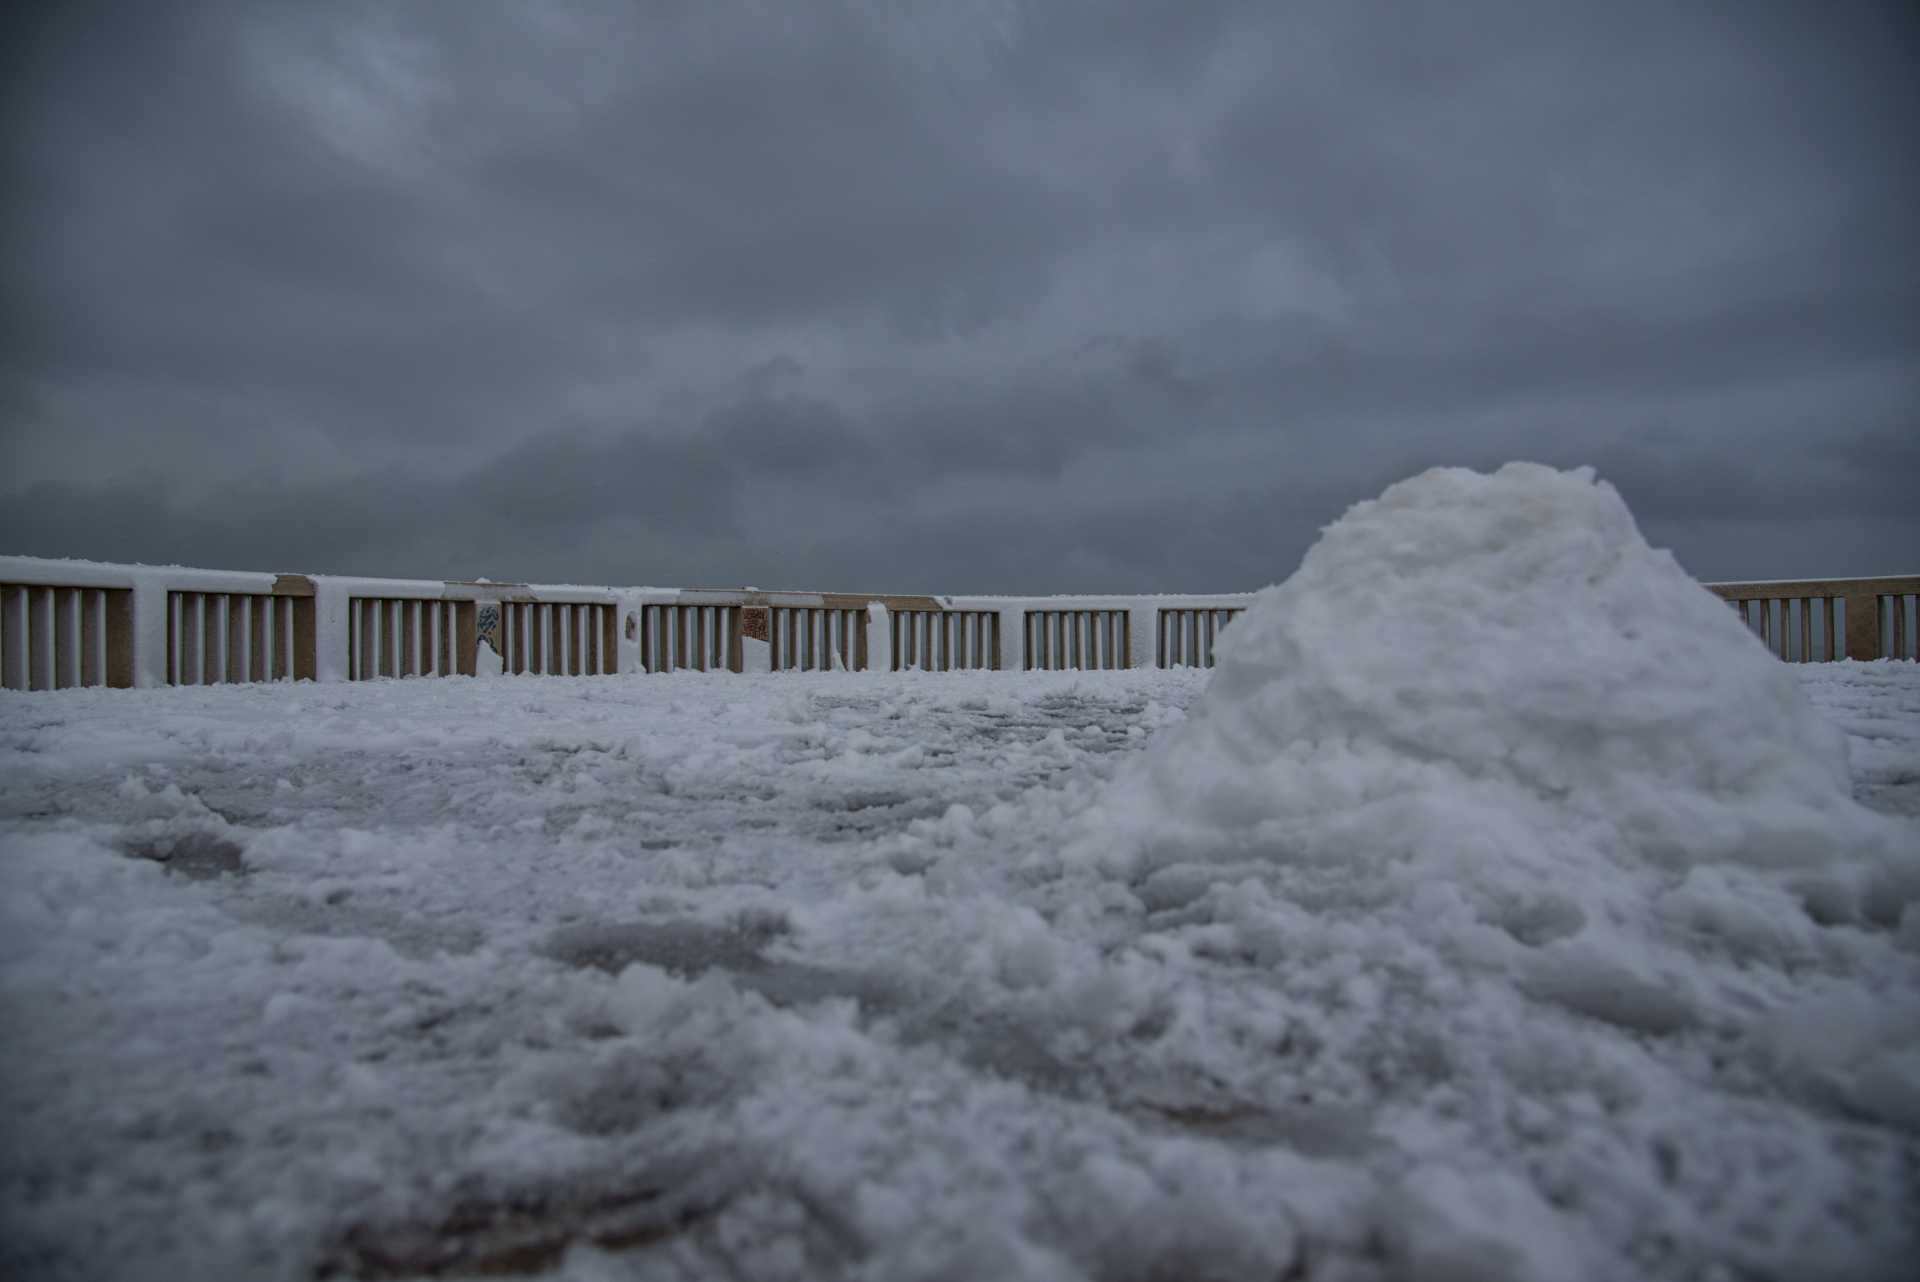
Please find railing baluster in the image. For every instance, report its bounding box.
[225,595,244,683]
[244,595,262,682]
[455,601,475,677]
[27,587,51,690]
[80,590,102,687]
[51,587,76,689]
[178,593,199,686]
[0,587,18,690]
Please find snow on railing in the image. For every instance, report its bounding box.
[1704,576,1920,663]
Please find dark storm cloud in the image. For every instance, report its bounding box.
[3,0,1915,591]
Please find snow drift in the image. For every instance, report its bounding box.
[1051,462,1919,1277]
[1082,463,1920,953]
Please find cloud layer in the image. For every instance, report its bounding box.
[4,0,1915,590]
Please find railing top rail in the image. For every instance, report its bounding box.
[439,580,616,604]
[678,585,1261,608]
[1,555,270,593]
[1705,575,1919,600]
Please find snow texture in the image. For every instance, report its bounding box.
[3,464,1917,1282]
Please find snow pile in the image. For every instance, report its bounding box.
[1048,463,1919,1276]
[1086,464,1920,936]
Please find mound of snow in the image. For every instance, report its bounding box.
[1059,463,1919,1277]
[1083,463,1915,943]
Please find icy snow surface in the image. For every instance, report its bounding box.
[3,471,1918,1282]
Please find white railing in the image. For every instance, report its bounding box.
[1157,607,1245,669]
[348,597,475,680]
[1705,577,1919,663]
[7,554,1915,694]
[168,588,311,685]
[1,580,134,690]
[497,600,615,677]
[1023,608,1130,671]
[637,602,737,673]
[889,608,997,672]
[771,605,867,672]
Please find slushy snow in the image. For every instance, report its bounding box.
[2,464,1916,1282]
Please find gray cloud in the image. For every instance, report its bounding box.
[3,0,1915,592]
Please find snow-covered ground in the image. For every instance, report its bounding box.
[2,664,1913,1282]
[3,466,1917,1282]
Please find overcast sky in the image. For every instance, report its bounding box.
[3,0,1915,593]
